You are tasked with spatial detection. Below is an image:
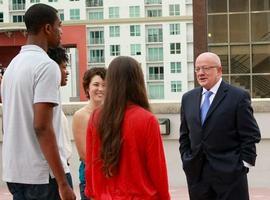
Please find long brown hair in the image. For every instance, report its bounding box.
[98,56,150,177]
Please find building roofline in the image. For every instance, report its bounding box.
[0,23,26,32]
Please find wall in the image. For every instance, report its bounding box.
[0,100,270,187]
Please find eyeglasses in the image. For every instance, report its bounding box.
[194,66,218,73]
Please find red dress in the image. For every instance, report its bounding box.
[85,104,170,200]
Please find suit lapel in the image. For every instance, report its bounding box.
[203,81,229,125]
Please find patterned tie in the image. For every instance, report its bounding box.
[201,91,213,124]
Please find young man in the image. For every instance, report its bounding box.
[47,46,73,165]
[1,4,76,200]
[179,52,261,200]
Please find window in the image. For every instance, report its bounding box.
[88,10,103,20]
[110,45,120,56]
[48,0,57,2]
[148,66,164,80]
[130,25,140,36]
[30,0,40,2]
[170,43,181,54]
[89,30,104,44]
[169,4,180,16]
[86,0,103,7]
[109,26,120,37]
[252,12,270,42]
[12,0,25,10]
[89,49,104,63]
[109,7,119,18]
[148,83,164,99]
[171,81,182,92]
[0,13,3,22]
[148,47,163,61]
[58,10,64,21]
[170,62,181,73]
[147,9,162,17]
[0,0,2,4]
[129,6,140,17]
[230,14,249,43]
[208,15,228,43]
[146,0,161,4]
[130,44,141,55]
[70,0,79,1]
[13,15,24,23]
[251,0,270,11]
[70,9,80,20]
[208,0,270,98]
[147,28,163,42]
[170,24,180,35]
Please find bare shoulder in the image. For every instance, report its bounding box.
[74,106,91,118]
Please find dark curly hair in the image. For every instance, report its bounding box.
[47,46,68,65]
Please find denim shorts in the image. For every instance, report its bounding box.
[7,173,73,200]
[79,182,90,200]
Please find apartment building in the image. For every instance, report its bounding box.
[0,0,193,102]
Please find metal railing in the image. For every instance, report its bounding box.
[11,3,25,11]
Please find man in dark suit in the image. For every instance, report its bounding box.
[179,52,261,200]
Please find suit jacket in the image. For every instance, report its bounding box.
[179,81,261,184]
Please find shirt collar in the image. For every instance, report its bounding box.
[202,78,222,95]
[20,45,47,54]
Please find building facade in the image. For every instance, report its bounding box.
[0,0,194,102]
[193,0,270,98]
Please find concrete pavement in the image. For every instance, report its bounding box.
[1,185,270,199]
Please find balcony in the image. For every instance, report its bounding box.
[89,57,104,63]
[89,38,104,45]
[10,3,25,11]
[86,0,103,7]
[145,0,162,5]
[148,74,164,80]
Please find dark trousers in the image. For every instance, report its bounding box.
[7,173,73,200]
[188,164,249,200]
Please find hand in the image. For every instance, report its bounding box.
[59,184,76,200]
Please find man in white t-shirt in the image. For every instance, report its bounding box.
[1,4,76,200]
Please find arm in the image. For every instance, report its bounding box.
[237,91,261,166]
[72,111,87,161]
[146,116,170,200]
[34,103,75,200]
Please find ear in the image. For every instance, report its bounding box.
[44,24,52,35]
[217,66,223,76]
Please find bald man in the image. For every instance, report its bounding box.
[179,52,261,200]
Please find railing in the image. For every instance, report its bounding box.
[89,38,104,45]
[89,57,104,63]
[253,76,270,98]
[11,3,25,10]
[148,74,164,80]
[145,0,162,4]
[259,31,270,41]
[231,54,250,74]
[230,54,270,98]
[86,0,103,7]
[147,35,163,43]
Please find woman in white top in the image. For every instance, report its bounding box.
[72,67,106,200]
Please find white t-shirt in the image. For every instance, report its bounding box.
[61,111,72,162]
[1,45,70,184]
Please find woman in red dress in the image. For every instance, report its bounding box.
[85,56,170,200]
